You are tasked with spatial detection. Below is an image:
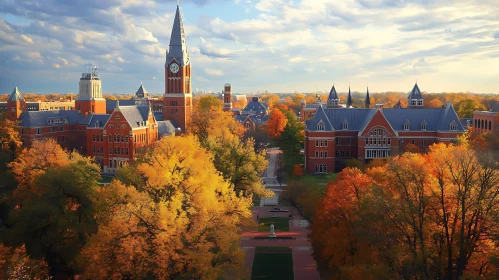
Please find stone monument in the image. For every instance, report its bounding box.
[269,224,276,237]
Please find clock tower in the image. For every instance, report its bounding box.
[163,4,192,133]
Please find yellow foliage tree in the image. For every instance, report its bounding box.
[80,136,252,279]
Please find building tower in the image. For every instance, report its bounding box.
[346,85,353,108]
[364,86,371,108]
[7,87,27,121]
[223,83,232,111]
[407,83,424,108]
[327,85,340,108]
[75,65,106,115]
[136,82,148,99]
[163,4,192,132]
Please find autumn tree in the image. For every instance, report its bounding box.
[190,96,271,198]
[80,136,252,279]
[8,139,71,202]
[0,244,51,279]
[4,151,101,277]
[267,108,288,138]
[456,99,486,118]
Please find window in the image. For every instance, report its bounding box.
[404,120,410,130]
[342,121,348,130]
[60,126,64,132]
[449,121,457,131]
[126,148,129,156]
[320,140,323,147]
[108,135,112,142]
[92,135,96,142]
[315,151,319,158]
[367,128,389,147]
[411,138,415,145]
[489,121,492,130]
[245,122,251,129]
[50,127,54,133]
[109,148,112,155]
[315,140,319,147]
[317,121,325,131]
[121,135,124,143]
[126,136,129,143]
[315,164,318,173]
[324,151,328,158]
[417,100,423,106]
[36,128,42,135]
[422,139,425,146]
[421,121,427,131]
[21,128,24,134]
[324,140,328,147]
[114,135,117,142]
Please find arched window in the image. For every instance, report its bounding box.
[367,128,390,147]
[317,121,325,131]
[489,120,492,130]
[342,120,348,130]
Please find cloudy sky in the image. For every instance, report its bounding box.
[1,0,499,95]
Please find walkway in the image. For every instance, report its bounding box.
[241,148,319,280]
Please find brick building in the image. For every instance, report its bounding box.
[304,84,466,173]
[473,102,499,148]
[5,4,190,173]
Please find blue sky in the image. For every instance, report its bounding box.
[1,0,499,94]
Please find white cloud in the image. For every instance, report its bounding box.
[205,69,224,76]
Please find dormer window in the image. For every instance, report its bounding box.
[404,120,410,130]
[342,120,348,130]
[449,121,457,131]
[421,121,427,131]
[317,121,325,131]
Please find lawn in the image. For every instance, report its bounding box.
[99,175,114,184]
[251,246,294,280]
[258,217,289,232]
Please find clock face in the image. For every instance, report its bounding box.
[170,63,179,74]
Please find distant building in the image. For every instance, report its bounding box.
[242,97,268,116]
[472,102,498,148]
[6,4,192,173]
[304,83,466,173]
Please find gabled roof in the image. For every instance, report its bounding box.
[243,100,268,114]
[328,85,339,100]
[436,104,466,132]
[307,106,334,131]
[8,87,25,102]
[306,106,466,133]
[408,83,423,100]
[19,110,90,127]
[346,86,352,107]
[88,114,111,128]
[393,100,402,108]
[118,105,153,129]
[157,120,176,136]
[165,5,190,67]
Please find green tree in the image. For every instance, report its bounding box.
[4,154,101,277]
[456,99,486,118]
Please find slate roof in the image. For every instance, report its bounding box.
[154,112,163,121]
[243,100,268,114]
[106,99,135,111]
[19,110,90,127]
[393,100,403,108]
[460,118,473,130]
[408,83,423,100]
[118,105,153,129]
[328,85,339,100]
[8,87,24,102]
[307,106,466,132]
[88,114,111,128]
[165,5,190,67]
[234,114,270,124]
[157,120,176,136]
[136,84,148,98]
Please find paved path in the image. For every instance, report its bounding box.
[241,148,319,280]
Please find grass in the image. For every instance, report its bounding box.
[258,217,289,232]
[252,194,261,206]
[251,246,294,280]
[99,175,114,184]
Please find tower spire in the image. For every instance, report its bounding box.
[347,84,353,108]
[364,85,371,108]
[165,4,190,67]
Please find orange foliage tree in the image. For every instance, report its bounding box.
[80,136,252,279]
[267,108,288,138]
[0,244,51,279]
[311,144,499,279]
